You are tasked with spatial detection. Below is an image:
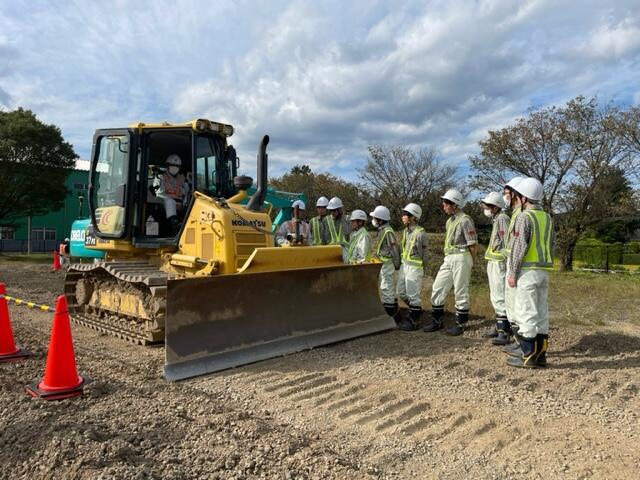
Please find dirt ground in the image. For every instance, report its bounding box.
[1,260,639,480]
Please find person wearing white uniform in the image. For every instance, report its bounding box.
[480,192,511,345]
[276,200,311,246]
[153,154,190,232]
[498,176,526,345]
[310,196,329,245]
[505,178,553,368]
[370,206,401,324]
[324,197,351,262]
[396,203,428,331]
[347,210,371,263]
[424,189,478,336]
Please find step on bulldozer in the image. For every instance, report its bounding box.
[65,119,393,380]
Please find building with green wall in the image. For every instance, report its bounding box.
[0,169,89,252]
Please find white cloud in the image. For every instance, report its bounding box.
[0,0,639,180]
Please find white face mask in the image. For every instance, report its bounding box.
[168,166,179,176]
[372,218,379,228]
[483,208,493,218]
[502,194,510,207]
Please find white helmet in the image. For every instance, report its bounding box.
[369,205,391,222]
[315,196,329,208]
[327,196,343,210]
[441,189,464,207]
[350,209,367,221]
[481,192,505,209]
[504,176,525,190]
[517,177,544,201]
[291,200,306,210]
[166,154,182,167]
[402,203,422,220]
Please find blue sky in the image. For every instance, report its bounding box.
[1,0,639,180]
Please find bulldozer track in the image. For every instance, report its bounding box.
[64,261,167,345]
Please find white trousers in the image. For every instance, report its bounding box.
[430,253,473,311]
[396,263,423,307]
[379,262,396,305]
[486,260,506,317]
[514,269,549,338]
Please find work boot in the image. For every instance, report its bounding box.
[507,336,543,368]
[423,305,444,332]
[447,310,468,336]
[492,317,512,346]
[168,215,181,233]
[502,333,522,357]
[536,334,548,367]
[408,305,423,327]
[383,302,399,324]
[397,317,417,331]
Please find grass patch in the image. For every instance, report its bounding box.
[0,253,52,264]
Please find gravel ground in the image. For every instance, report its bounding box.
[1,261,639,480]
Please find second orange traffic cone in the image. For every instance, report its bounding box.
[51,250,61,271]
[26,295,88,400]
[0,283,30,362]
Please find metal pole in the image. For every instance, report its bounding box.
[27,215,32,255]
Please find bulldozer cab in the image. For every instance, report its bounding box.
[87,120,238,247]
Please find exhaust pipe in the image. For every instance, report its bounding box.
[247,135,269,212]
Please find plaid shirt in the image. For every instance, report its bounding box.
[508,204,541,278]
[490,212,510,254]
[446,212,478,248]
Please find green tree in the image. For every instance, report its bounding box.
[0,108,77,225]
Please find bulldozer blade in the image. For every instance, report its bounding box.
[164,263,393,381]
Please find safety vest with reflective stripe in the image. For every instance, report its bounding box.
[485,212,510,262]
[376,226,396,264]
[163,172,185,198]
[347,228,371,263]
[325,216,346,246]
[402,226,425,267]
[503,205,522,256]
[310,216,323,245]
[444,213,470,255]
[522,209,553,270]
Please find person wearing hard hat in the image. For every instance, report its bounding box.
[480,192,511,345]
[424,189,477,336]
[153,154,190,233]
[347,210,372,264]
[495,176,526,342]
[276,200,311,246]
[324,196,351,262]
[370,205,401,323]
[396,203,428,331]
[504,177,552,368]
[310,196,329,245]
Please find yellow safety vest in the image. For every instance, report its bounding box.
[503,206,522,256]
[325,216,346,246]
[347,228,371,263]
[401,226,425,267]
[376,226,395,264]
[485,212,510,262]
[444,214,470,256]
[522,209,553,270]
[310,216,323,245]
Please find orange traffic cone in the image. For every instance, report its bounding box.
[26,295,88,400]
[51,250,61,271]
[0,283,30,362]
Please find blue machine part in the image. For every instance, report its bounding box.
[241,186,307,232]
[69,218,106,259]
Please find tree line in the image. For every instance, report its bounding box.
[2,97,639,271]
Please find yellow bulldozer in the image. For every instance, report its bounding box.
[64,119,394,380]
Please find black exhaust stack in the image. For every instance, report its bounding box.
[247,135,269,212]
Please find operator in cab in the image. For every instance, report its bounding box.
[153,154,190,233]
